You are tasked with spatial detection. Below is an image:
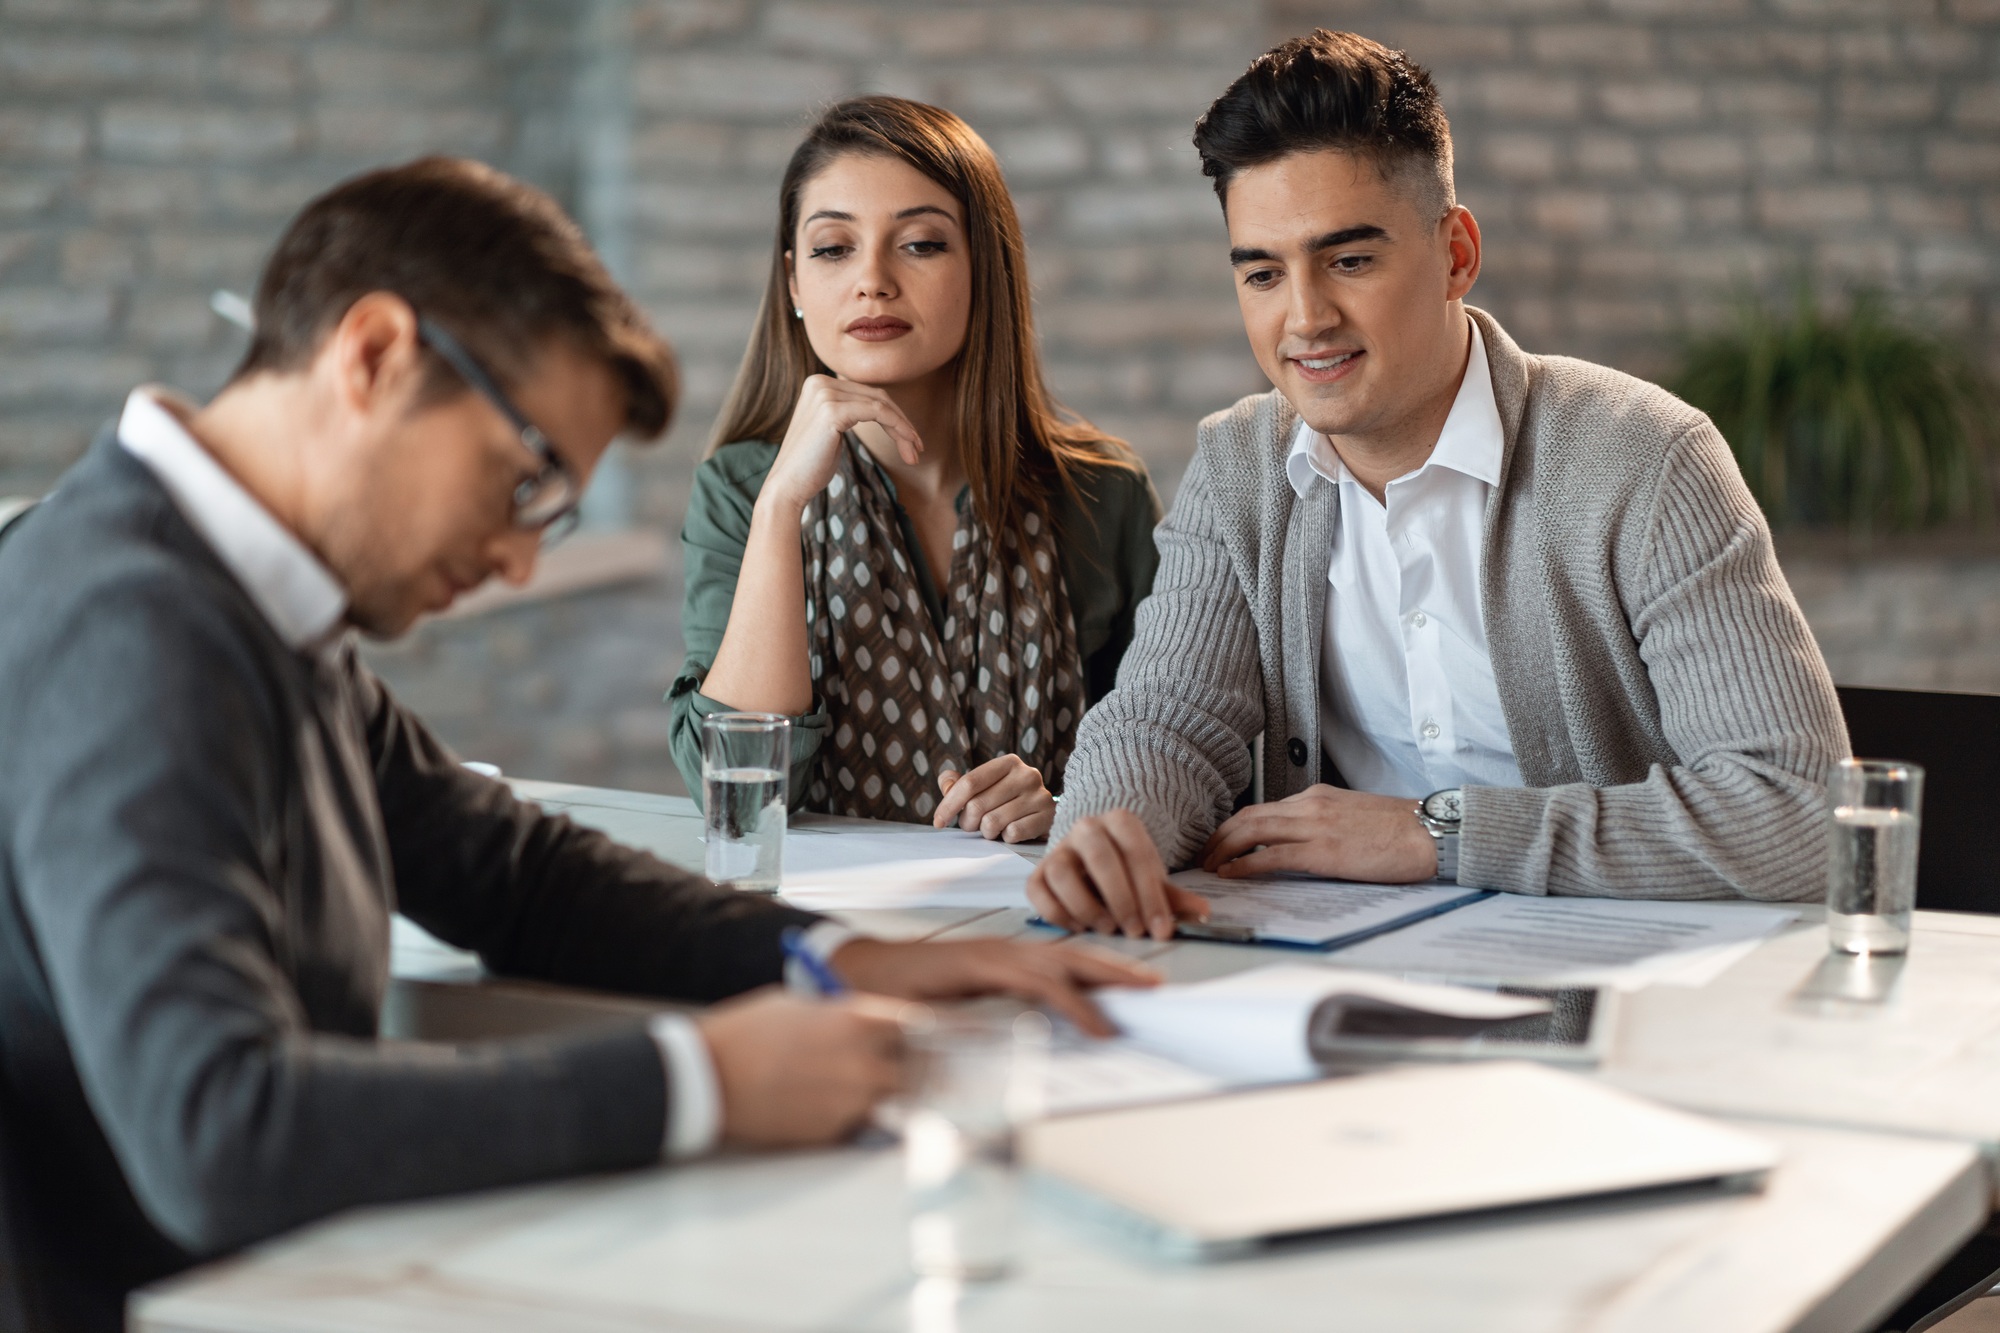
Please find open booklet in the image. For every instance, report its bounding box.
[1088,964,1551,1085]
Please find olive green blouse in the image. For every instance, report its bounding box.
[669,439,1163,809]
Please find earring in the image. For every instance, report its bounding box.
[793,307,804,319]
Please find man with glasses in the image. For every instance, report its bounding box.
[0,157,1148,1331]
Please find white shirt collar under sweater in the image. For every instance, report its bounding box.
[116,388,349,652]
[1285,317,1524,799]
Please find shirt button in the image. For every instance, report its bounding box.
[1411,611,1428,628]
[1287,738,1308,768]
[1421,721,1441,741]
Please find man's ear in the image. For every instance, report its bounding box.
[323,292,425,418]
[1442,206,1482,302]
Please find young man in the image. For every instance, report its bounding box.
[0,158,1148,1330]
[1031,31,1847,940]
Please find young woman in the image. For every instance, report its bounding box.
[669,96,1161,842]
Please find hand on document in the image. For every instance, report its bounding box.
[1200,785,1438,883]
[829,936,1158,1037]
[1032,788,1440,941]
[1030,810,1215,940]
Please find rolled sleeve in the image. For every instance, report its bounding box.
[667,664,828,812]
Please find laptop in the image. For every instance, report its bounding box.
[1020,1061,1777,1259]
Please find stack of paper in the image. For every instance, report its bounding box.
[1332,896,1800,990]
[776,825,1033,909]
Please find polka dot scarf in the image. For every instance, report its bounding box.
[800,438,1083,822]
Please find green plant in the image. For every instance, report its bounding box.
[1669,287,2000,533]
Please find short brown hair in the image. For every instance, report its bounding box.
[1193,30,1454,219]
[233,156,678,440]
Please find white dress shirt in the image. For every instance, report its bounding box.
[115,387,802,1162]
[1285,320,1525,800]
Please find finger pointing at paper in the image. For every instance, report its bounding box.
[1029,810,1210,942]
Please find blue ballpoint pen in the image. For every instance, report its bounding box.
[781,925,848,997]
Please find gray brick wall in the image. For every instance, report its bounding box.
[0,0,577,497]
[615,0,1271,525]
[1285,0,2000,380]
[5,0,2000,794]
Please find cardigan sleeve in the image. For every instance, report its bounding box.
[1458,420,1850,901]
[668,444,829,811]
[1051,443,1264,866]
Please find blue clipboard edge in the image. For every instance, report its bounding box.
[1028,888,1498,951]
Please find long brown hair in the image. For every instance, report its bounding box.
[710,95,1133,555]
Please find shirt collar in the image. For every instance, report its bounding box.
[1284,315,1504,498]
[117,388,349,651]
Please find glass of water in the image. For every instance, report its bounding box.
[701,712,789,894]
[902,1004,1050,1282]
[1826,758,1924,955]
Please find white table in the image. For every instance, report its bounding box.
[135,782,2000,1333]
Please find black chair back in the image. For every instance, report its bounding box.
[1835,685,2000,915]
[0,1083,42,1333]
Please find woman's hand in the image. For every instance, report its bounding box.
[760,374,925,514]
[933,754,1055,842]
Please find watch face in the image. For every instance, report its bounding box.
[1422,789,1463,823]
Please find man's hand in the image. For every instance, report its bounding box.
[1026,810,1212,942]
[829,936,1157,1037]
[1200,784,1438,882]
[697,989,906,1148]
[933,755,1055,842]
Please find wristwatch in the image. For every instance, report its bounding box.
[1416,788,1463,882]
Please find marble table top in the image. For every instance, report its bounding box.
[135,1119,1983,1333]
[142,778,2000,1333]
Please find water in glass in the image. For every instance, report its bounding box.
[1827,805,1918,954]
[704,765,785,893]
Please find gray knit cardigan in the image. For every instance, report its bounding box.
[1053,308,1849,902]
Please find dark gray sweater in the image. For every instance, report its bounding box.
[0,435,817,1330]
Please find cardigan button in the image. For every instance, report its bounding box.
[1287,738,1308,768]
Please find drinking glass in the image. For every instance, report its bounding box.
[701,712,789,894]
[1825,758,1924,956]
[902,1004,1051,1281]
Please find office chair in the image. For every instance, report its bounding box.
[1835,685,2000,916]
[0,1086,45,1333]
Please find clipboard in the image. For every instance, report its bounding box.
[1032,871,1495,950]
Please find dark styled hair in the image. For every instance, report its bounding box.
[711,95,1136,561]
[1193,30,1455,218]
[232,156,678,440]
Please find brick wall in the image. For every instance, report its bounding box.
[614,0,1270,522]
[7,0,1998,498]
[1285,0,2000,381]
[0,0,575,498]
[5,0,2000,792]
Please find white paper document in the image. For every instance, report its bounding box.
[1169,868,1487,947]
[1332,896,1800,990]
[776,826,1033,909]
[1092,964,1550,1084]
[1043,1041,1226,1115]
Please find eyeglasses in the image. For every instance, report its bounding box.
[415,316,583,545]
